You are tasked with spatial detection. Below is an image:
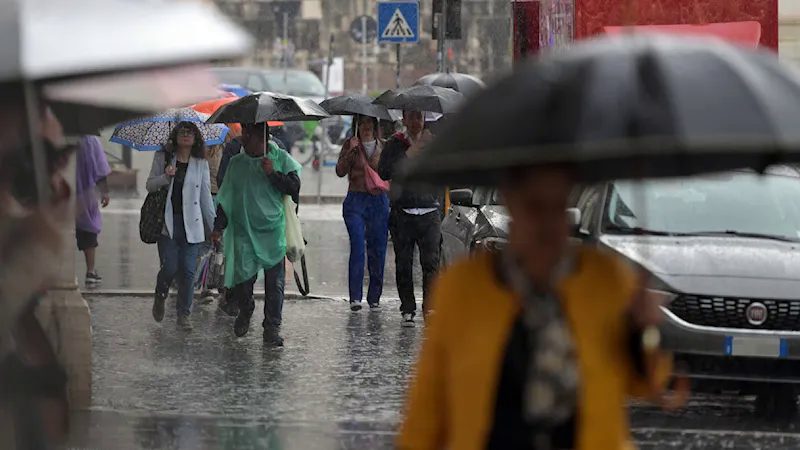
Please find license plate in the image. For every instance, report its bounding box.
[725,336,787,358]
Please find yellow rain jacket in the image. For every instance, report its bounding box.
[398,247,671,450]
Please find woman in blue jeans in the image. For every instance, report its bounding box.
[336,115,390,311]
[146,122,216,329]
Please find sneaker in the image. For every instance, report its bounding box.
[402,313,415,328]
[176,315,193,330]
[198,290,216,305]
[234,314,251,337]
[350,301,362,312]
[368,303,381,311]
[263,328,285,347]
[85,272,102,285]
[152,293,166,323]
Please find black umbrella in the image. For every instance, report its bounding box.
[207,92,330,124]
[415,72,486,97]
[373,85,465,114]
[320,94,393,120]
[401,34,800,186]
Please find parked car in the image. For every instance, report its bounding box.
[441,167,800,416]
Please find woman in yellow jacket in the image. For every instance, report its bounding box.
[398,165,674,450]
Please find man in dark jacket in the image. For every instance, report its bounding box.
[378,110,440,327]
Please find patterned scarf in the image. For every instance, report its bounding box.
[502,250,580,449]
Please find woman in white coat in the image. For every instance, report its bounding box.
[146,122,215,330]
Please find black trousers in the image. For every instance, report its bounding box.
[389,209,441,315]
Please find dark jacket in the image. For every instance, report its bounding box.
[378,132,440,210]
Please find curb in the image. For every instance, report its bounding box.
[81,289,343,301]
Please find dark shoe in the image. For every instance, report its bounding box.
[176,315,193,330]
[85,272,102,285]
[402,313,415,328]
[218,299,239,317]
[234,314,251,337]
[368,303,381,311]
[263,328,285,347]
[152,293,166,323]
[350,301,362,312]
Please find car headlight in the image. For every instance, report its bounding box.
[471,237,507,253]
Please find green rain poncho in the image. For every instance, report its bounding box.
[216,142,302,287]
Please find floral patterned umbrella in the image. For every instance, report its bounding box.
[110,108,229,151]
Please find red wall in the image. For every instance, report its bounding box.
[575,0,779,50]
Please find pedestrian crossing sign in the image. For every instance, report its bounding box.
[378,1,419,44]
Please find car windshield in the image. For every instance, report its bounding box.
[604,172,800,241]
[264,71,326,97]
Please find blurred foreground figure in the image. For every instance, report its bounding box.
[0,91,71,448]
[399,166,672,450]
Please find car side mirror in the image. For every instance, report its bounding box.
[449,188,474,207]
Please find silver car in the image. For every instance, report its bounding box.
[441,167,800,416]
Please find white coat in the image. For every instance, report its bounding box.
[146,151,215,244]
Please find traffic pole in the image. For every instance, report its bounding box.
[361,15,368,94]
[396,44,401,88]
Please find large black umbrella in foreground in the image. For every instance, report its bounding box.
[415,72,486,97]
[373,85,464,114]
[207,92,330,124]
[401,34,800,186]
[320,94,393,120]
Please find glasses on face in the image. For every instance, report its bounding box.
[177,129,194,137]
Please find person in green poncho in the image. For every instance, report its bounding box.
[212,122,301,346]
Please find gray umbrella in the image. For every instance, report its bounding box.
[320,94,393,120]
[207,92,330,124]
[415,72,486,97]
[401,34,800,186]
[373,85,465,114]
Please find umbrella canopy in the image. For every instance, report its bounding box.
[401,34,800,187]
[374,85,464,114]
[218,84,251,97]
[110,108,229,151]
[415,72,486,97]
[207,92,330,124]
[191,98,285,137]
[320,94,393,120]
[1,0,251,82]
[43,65,224,135]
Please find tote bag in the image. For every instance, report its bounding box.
[284,196,305,263]
[361,147,390,195]
[139,152,172,244]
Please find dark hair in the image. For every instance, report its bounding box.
[166,121,206,159]
[351,115,380,140]
[242,122,270,141]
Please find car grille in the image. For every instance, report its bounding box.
[668,296,800,331]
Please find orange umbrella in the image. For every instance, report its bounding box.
[191,97,284,139]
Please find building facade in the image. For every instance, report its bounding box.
[780,0,800,65]
[212,0,512,92]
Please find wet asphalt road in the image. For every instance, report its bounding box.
[63,201,800,449]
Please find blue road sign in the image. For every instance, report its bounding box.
[378,1,419,44]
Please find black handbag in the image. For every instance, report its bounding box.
[139,152,172,244]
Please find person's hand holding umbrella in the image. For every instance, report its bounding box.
[261,158,275,176]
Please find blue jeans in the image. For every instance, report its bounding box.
[343,192,389,304]
[156,215,202,317]
[233,261,286,329]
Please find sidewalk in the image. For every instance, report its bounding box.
[67,294,419,450]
